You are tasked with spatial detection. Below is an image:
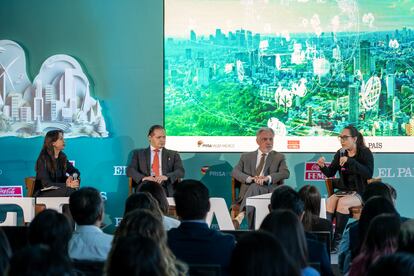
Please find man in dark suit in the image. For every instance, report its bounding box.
[167,179,235,274]
[270,185,334,276]
[232,127,290,228]
[127,125,184,196]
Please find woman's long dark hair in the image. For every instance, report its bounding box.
[298,185,321,231]
[260,210,309,269]
[344,125,366,150]
[35,130,67,176]
[350,214,400,276]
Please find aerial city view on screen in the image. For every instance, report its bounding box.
[164,0,414,137]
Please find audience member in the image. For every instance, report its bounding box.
[361,182,394,204]
[113,209,187,275]
[339,185,400,273]
[28,209,72,255]
[124,192,163,218]
[138,181,181,230]
[298,185,332,235]
[167,179,235,274]
[269,185,333,276]
[350,196,398,258]
[349,214,401,276]
[398,219,414,254]
[0,228,11,275]
[138,181,169,213]
[260,210,320,276]
[367,252,414,276]
[8,245,75,276]
[106,235,181,276]
[230,231,300,276]
[68,187,113,261]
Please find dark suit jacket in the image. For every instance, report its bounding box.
[127,147,184,192]
[232,150,290,201]
[167,222,235,274]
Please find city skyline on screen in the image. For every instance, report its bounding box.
[164,0,414,151]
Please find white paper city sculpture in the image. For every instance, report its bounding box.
[0,40,108,138]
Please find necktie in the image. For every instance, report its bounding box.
[256,153,266,176]
[152,149,160,176]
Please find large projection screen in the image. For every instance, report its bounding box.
[164,0,414,152]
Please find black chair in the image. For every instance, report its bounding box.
[308,231,331,259]
[1,226,29,254]
[188,264,221,276]
[72,259,105,276]
[220,230,251,242]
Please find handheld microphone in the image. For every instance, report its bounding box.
[72,173,78,181]
[72,173,79,189]
[339,148,346,169]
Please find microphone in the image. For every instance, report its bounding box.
[339,148,346,168]
[72,173,78,181]
[72,173,79,190]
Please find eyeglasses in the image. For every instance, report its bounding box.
[338,135,353,141]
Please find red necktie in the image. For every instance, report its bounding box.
[152,149,160,176]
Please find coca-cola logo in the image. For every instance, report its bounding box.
[0,186,23,197]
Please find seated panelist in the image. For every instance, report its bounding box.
[317,125,374,251]
[127,125,185,196]
[35,130,80,197]
[232,127,290,229]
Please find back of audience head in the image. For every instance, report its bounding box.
[69,187,103,226]
[106,235,173,276]
[0,228,11,275]
[367,253,414,276]
[359,196,398,243]
[260,210,308,269]
[174,179,210,220]
[124,192,163,219]
[270,185,304,217]
[298,185,321,231]
[362,182,394,204]
[398,219,414,254]
[28,209,72,256]
[230,231,300,276]
[351,214,401,276]
[113,209,186,276]
[115,209,165,245]
[138,181,169,214]
[8,245,74,276]
[362,213,400,253]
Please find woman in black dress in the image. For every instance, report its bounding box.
[317,125,373,251]
[35,130,80,196]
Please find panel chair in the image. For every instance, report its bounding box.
[230,177,242,219]
[24,177,46,216]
